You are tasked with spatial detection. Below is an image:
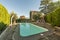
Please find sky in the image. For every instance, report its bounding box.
[0,0,41,18]
[0,0,58,18]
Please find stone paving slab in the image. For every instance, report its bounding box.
[0,25,17,40]
[0,23,60,40]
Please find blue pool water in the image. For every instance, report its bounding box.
[20,23,48,37]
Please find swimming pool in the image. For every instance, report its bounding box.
[20,23,48,37]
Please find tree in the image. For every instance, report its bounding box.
[10,11,18,23]
[55,1,60,7]
[0,4,10,25]
[40,0,60,14]
[40,0,52,13]
[47,2,57,13]
[16,18,21,23]
[33,14,41,21]
[45,7,60,26]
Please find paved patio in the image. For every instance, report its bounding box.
[0,23,60,40]
[12,23,60,40]
[0,25,17,40]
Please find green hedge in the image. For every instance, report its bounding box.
[45,7,60,26]
[0,22,7,34]
[16,19,30,23]
[0,4,10,25]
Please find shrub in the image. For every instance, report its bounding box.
[0,22,7,32]
[45,7,60,27]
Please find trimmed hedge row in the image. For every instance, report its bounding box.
[0,4,10,25]
[45,7,60,26]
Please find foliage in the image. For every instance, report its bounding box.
[10,12,18,20]
[0,4,10,25]
[16,19,21,23]
[45,7,60,26]
[33,14,41,21]
[45,13,52,23]
[55,1,60,7]
[0,22,7,32]
[40,0,60,14]
[16,18,30,23]
[10,11,18,23]
[40,0,51,5]
[40,0,52,13]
